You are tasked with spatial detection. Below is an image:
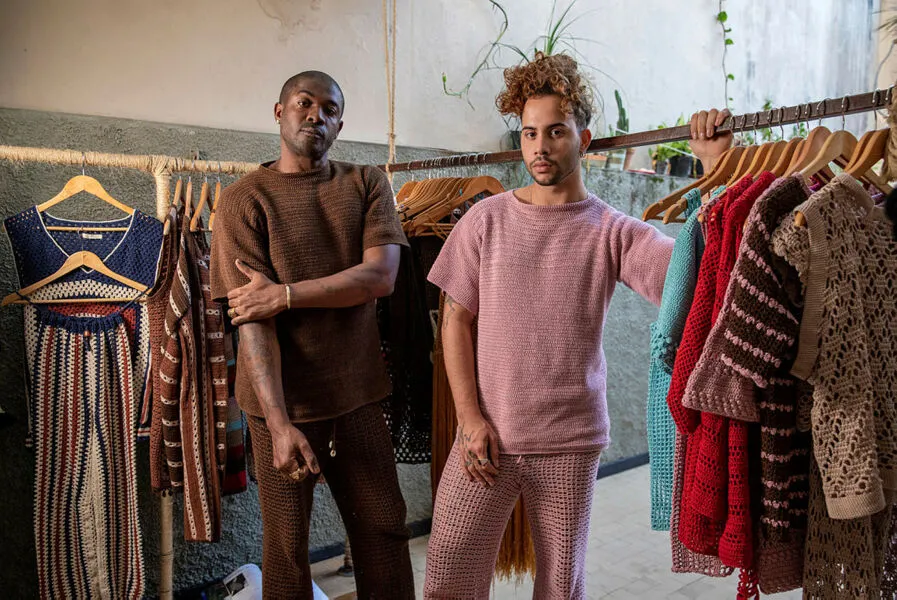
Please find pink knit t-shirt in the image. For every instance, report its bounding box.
[428,190,674,454]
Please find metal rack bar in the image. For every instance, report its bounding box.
[380,87,894,174]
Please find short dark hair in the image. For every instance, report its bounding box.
[279,71,345,115]
[496,53,593,131]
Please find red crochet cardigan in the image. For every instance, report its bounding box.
[669,176,752,556]
[671,174,776,568]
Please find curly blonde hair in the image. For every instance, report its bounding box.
[495,53,593,131]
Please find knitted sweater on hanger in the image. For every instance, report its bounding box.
[4,206,163,442]
[688,173,776,570]
[647,188,706,531]
[772,174,897,520]
[666,175,755,436]
[148,204,181,491]
[676,187,738,557]
[676,174,814,593]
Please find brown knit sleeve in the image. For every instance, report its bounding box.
[361,166,409,250]
[209,188,276,303]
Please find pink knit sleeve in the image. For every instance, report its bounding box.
[610,212,675,307]
[427,210,482,315]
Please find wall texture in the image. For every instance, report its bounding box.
[0,0,879,153]
[0,108,688,596]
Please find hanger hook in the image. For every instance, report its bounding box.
[817,99,828,128]
[840,96,850,130]
[81,151,86,176]
[778,106,786,139]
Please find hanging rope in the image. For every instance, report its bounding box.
[382,0,398,184]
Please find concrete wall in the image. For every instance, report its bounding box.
[0,107,688,596]
[0,0,878,155]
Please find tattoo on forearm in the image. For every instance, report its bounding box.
[443,295,457,331]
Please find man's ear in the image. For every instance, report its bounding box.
[274,103,283,122]
[580,127,593,154]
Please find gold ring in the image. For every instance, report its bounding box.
[228,307,238,318]
[289,467,305,481]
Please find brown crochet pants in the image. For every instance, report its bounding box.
[247,402,414,600]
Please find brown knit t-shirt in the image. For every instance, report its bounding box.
[210,160,408,422]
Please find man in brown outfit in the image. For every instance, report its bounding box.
[210,71,414,599]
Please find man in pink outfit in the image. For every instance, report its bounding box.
[424,53,732,598]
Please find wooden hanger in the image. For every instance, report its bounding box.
[725,144,759,187]
[408,176,503,236]
[208,178,223,232]
[660,146,745,224]
[647,143,738,223]
[401,177,465,224]
[183,176,194,220]
[189,177,211,232]
[844,128,891,193]
[788,126,831,173]
[770,137,803,177]
[38,171,134,233]
[757,140,787,174]
[799,130,857,179]
[395,180,419,206]
[793,130,858,227]
[2,250,148,306]
[743,142,773,177]
[39,174,134,216]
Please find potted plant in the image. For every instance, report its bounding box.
[651,116,698,177]
[442,0,611,147]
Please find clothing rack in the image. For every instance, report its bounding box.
[379,87,895,174]
[0,145,259,224]
[0,145,259,600]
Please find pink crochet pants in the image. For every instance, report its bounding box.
[424,441,601,599]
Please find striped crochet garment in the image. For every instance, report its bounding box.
[148,204,181,491]
[156,213,223,542]
[5,206,161,439]
[5,205,163,599]
[647,188,705,531]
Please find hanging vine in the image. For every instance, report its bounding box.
[717,1,734,110]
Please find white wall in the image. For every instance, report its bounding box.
[0,0,879,152]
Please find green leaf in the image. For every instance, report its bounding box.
[727,73,735,80]
[724,27,732,33]
[717,11,728,22]
[725,38,734,45]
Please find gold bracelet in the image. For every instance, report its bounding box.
[285,284,291,310]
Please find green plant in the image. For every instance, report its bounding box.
[442,0,615,129]
[651,116,692,162]
[613,89,629,134]
[717,2,734,109]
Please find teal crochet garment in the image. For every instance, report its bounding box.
[646,188,708,531]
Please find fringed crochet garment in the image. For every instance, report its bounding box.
[5,206,163,600]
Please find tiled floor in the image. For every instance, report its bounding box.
[311,464,803,599]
